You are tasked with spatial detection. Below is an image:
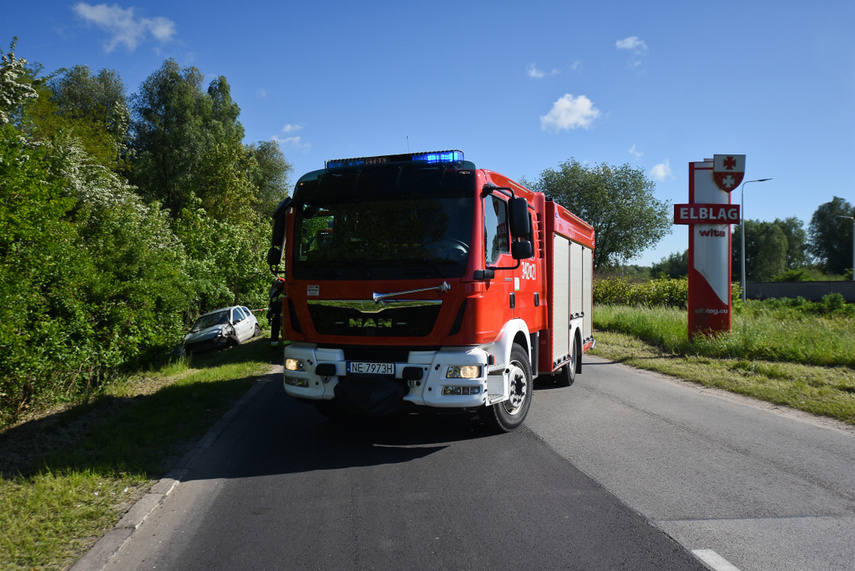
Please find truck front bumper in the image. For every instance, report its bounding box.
[282,343,510,410]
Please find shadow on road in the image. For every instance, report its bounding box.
[178,379,507,481]
[2,336,568,484]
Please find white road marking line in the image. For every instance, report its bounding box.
[691,549,741,571]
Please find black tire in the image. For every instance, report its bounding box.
[554,335,580,387]
[253,323,261,338]
[224,325,239,348]
[480,344,532,432]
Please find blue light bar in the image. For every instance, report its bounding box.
[325,157,366,170]
[325,150,464,171]
[411,150,465,164]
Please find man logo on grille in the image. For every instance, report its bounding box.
[349,318,393,328]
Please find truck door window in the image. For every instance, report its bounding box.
[484,195,509,264]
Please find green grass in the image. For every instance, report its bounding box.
[0,336,278,571]
[591,304,855,424]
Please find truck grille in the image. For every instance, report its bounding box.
[307,302,441,337]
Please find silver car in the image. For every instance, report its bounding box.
[183,306,261,353]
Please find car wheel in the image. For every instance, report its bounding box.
[225,325,239,348]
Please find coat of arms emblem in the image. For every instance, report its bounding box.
[712,155,745,192]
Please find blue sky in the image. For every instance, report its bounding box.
[5,1,854,265]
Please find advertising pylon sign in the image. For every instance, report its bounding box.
[674,156,743,339]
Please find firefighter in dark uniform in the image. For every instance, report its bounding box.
[268,277,286,347]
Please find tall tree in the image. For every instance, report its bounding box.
[754,223,788,280]
[732,217,807,281]
[130,59,248,218]
[48,66,128,137]
[651,250,688,278]
[0,37,38,125]
[777,216,808,269]
[20,65,130,170]
[527,159,671,268]
[246,139,292,217]
[47,65,129,167]
[808,196,855,274]
[130,59,205,214]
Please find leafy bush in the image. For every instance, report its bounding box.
[772,268,814,282]
[0,45,286,428]
[174,204,270,321]
[594,276,689,308]
[821,292,847,313]
[746,294,854,318]
[0,128,197,427]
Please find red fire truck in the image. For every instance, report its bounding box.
[268,150,595,431]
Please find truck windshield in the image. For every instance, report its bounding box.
[294,193,473,280]
[292,163,476,280]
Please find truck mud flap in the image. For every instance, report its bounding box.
[333,376,408,416]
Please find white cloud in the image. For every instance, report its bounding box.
[73,3,176,52]
[649,160,673,182]
[629,144,643,159]
[527,63,559,79]
[616,36,648,69]
[273,133,311,152]
[616,36,648,55]
[272,125,310,150]
[147,17,175,41]
[540,94,600,133]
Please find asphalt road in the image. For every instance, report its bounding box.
[88,356,855,571]
[527,357,855,571]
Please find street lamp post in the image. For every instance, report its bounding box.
[740,178,772,302]
[837,215,855,281]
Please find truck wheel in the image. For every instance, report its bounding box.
[555,336,580,387]
[480,344,532,432]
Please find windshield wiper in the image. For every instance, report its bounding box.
[373,282,451,305]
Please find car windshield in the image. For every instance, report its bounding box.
[190,310,229,332]
[293,164,475,281]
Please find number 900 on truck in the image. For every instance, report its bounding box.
[268,150,595,432]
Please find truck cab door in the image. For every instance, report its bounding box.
[483,194,516,321]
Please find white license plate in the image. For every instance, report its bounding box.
[346,361,395,375]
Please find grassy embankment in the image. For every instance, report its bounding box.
[0,337,277,571]
[591,302,855,424]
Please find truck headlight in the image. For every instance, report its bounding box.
[285,358,306,372]
[446,365,481,379]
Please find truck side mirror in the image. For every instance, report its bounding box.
[509,197,531,239]
[512,240,533,260]
[269,197,292,267]
[267,246,282,266]
[509,197,533,260]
